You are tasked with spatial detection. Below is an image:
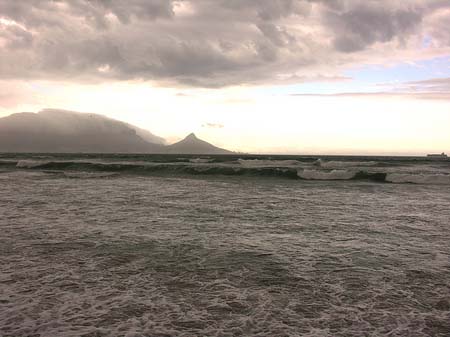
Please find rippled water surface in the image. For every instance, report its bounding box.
[1,170,450,336]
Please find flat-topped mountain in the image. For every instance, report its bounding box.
[166,133,232,155]
[0,109,232,154]
[0,109,165,153]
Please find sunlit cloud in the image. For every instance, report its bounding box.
[0,0,449,154]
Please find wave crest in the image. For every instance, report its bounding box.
[11,159,450,185]
[298,169,356,180]
[386,173,450,185]
[16,160,50,168]
[314,159,378,168]
[238,159,301,167]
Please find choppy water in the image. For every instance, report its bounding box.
[1,154,450,336]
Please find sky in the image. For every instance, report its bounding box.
[0,0,450,155]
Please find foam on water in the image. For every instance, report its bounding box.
[298,169,356,180]
[314,159,379,168]
[4,154,449,185]
[189,158,214,163]
[16,159,50,168]
[386,173,450,185]
[238,159,302,167]
[1,171,449,336]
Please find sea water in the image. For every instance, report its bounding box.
[1,154,449,336]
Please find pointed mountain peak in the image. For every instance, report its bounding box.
[185,132,198,140]
[166,132,232,154]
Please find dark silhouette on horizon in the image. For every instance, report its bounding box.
[0,109,232,154]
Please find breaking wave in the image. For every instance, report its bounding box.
[16,159,50,168]
[314,159,378,168]
[386,173,450,185]
[10,159,450,185]
[238,159,302,167]
[15,160,300,179]
[298,169,356,180]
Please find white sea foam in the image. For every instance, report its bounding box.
[238,159,301,167]
[315,159,378,168]
[298,169,356,180]
[386,173,450,185]
[1,171,449,336]
[189,158,213,163]
[16,160,48,168]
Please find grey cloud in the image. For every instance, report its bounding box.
[0,24,33,49]
[324,3,423,52]
[37,37,125,77]
[223,0,310,20]
[0,0,175,28]
[256,22,296,47]
[427,8,450,47]
[375,76,450,94]
[0,0,448,86]
[405,77,450,92]
[290,91,450,101]
[75,0,175,27]
[289,76,450,100]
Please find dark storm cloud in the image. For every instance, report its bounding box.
[0,0,448,86]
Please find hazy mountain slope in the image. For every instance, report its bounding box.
[165,133,233,154]
[0,109,165,153]
[127,124,166,145]
[0,109,233,154]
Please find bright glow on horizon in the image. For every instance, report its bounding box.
[1,80,449,155]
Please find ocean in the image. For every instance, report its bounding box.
[1,153,449,336]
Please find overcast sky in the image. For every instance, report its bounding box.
[1,0,450,154]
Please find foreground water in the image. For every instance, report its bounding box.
[1,154,450,336]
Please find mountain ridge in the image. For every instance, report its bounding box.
[0,109,232,154]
